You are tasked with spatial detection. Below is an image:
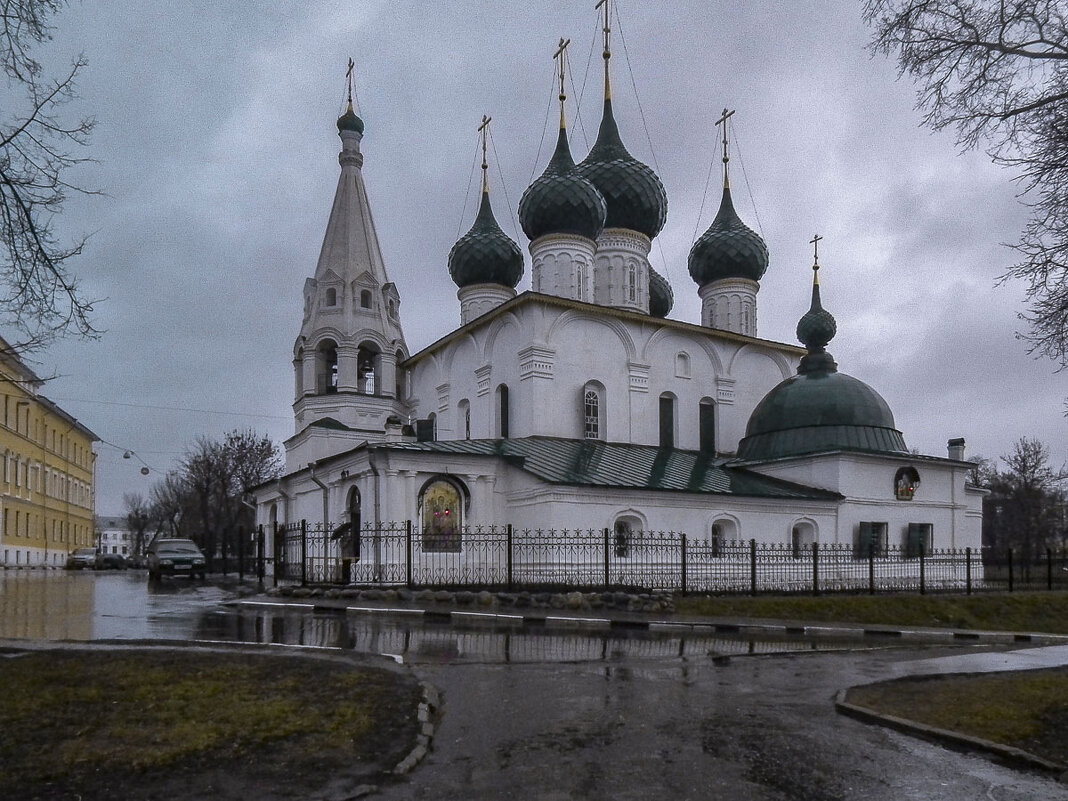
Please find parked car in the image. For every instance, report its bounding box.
[93,552,126,570]
[65,548,97,570]
[146,538,206,580]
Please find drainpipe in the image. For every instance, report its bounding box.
[308,461,330,527]
[368,447,382,580]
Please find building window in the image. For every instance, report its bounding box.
[707,523,722,558]
[420,478,464,553]
[658,393,675,449]
[855,521,888,558]
[360,290,372,309]
[317,340,339,394]
[625,262,637,302]
[496,384,510,438]
[699,399,715,454]
[417,414,436,442]
[325,287,337,307]
[458,400,471,440]
[905,523,933,558]
[792,521,816,558]
[357,343,380,395]
[613,520,631,558]
[584,390,599,439]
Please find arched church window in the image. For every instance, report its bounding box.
[614,519,631,558]
[699,398,715,454]
[625,261,637,302]
[420,477,464,553]
[395,350,406,399]
[792,521,816,558]
[458,399,471,440]
[317,340,338,394]
[360,290,372,309]
[708,523,722,558]
[325,287,337,307]
[658,393,675,449]
[496,384,510,438]
[357,343,380,395]
[584,388,600,440]
[894,466,921,500]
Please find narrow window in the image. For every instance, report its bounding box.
[360,290,372,309]
[855,522,888,558]
[497,384,510,438]
[325,287,337,306]
[699,399,715,454]
[584,390,600,440]
[658,393,675,449]
[905,523,933,558]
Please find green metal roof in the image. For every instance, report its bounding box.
[379,436,840,500]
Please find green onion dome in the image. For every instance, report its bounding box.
[738,271,905,460]
[688,185,768,285]
[336,103,364,135]
[519,128,606,242]
[576,99,667,239]
[448,190,524,289]
[649,266,674,318]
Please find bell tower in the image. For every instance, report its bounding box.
[290,64,409,465]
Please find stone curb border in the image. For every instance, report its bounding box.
[235,599,1068,645]
[835,690,1068,781]
[393,682,441,776]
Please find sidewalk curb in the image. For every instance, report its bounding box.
[233,598,1068,645]
[835,690,1068,780]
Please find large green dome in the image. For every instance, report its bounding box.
[576,99,667,239]
[738,266,906,460]
[649,266,673,318]
[520,127,606,242]
[448,190,524,289]
[688,185,768,285]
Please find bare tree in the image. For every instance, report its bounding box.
[122,491,152,558]
[1,0,97,351]
[865,2,1068,366]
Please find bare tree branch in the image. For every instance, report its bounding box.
[1,0,98,352]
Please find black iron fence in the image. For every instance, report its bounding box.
[226,521,1068,596]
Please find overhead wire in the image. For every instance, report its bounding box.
[455,133,482,240]
[527,58,559,185]
[488,126,523,247]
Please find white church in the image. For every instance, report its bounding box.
[253,29,984,570]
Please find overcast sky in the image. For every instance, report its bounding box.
[23,0,1066,514]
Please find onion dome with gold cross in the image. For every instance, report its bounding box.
[449,186,524,289]
[688,183,769,285]
[649,266,673,318]
[520,125,607,242]
[336,101,364,135]
[738,252,906,461]
[576,97,667,239]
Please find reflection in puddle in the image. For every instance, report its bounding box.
[199,606,880,666]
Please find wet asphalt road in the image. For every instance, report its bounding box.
[379,647,1068,801]
[4,570,1068,800]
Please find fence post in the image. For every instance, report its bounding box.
[237,526,245,582]
[965,547,972,595]
[1008,547,1014,593]
[919,542,925,596]
[507,524,514,592]
[680,533,687,595]
[406,520,413,589]
[749,539,757,596]
[812,541,819,596]
[257,524,265,589]
[603,528,610,588]
[868,545,875,596]
[1048,547,1054,591]
[272,521,280,588]
[300,519,307,586]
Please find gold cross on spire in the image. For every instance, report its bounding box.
[810,234,823,282]
[596,0,612,99]
[715,107,735,188]
[554,38,571,129]
[345,58,355,106]
[478,114,492,193]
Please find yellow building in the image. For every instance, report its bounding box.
[0,341,97,568]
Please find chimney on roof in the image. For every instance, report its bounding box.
[947,438,966,461]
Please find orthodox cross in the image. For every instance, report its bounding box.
[715,107,735,186]
[478,114,492,191]
[596,0,612,95]
[810,234,823,279]
[554,37,571,126]
[345,58,355,105]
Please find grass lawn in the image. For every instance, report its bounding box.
[675,591,1068,634]
[844,668,1068,769]
[0,647,421,801]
